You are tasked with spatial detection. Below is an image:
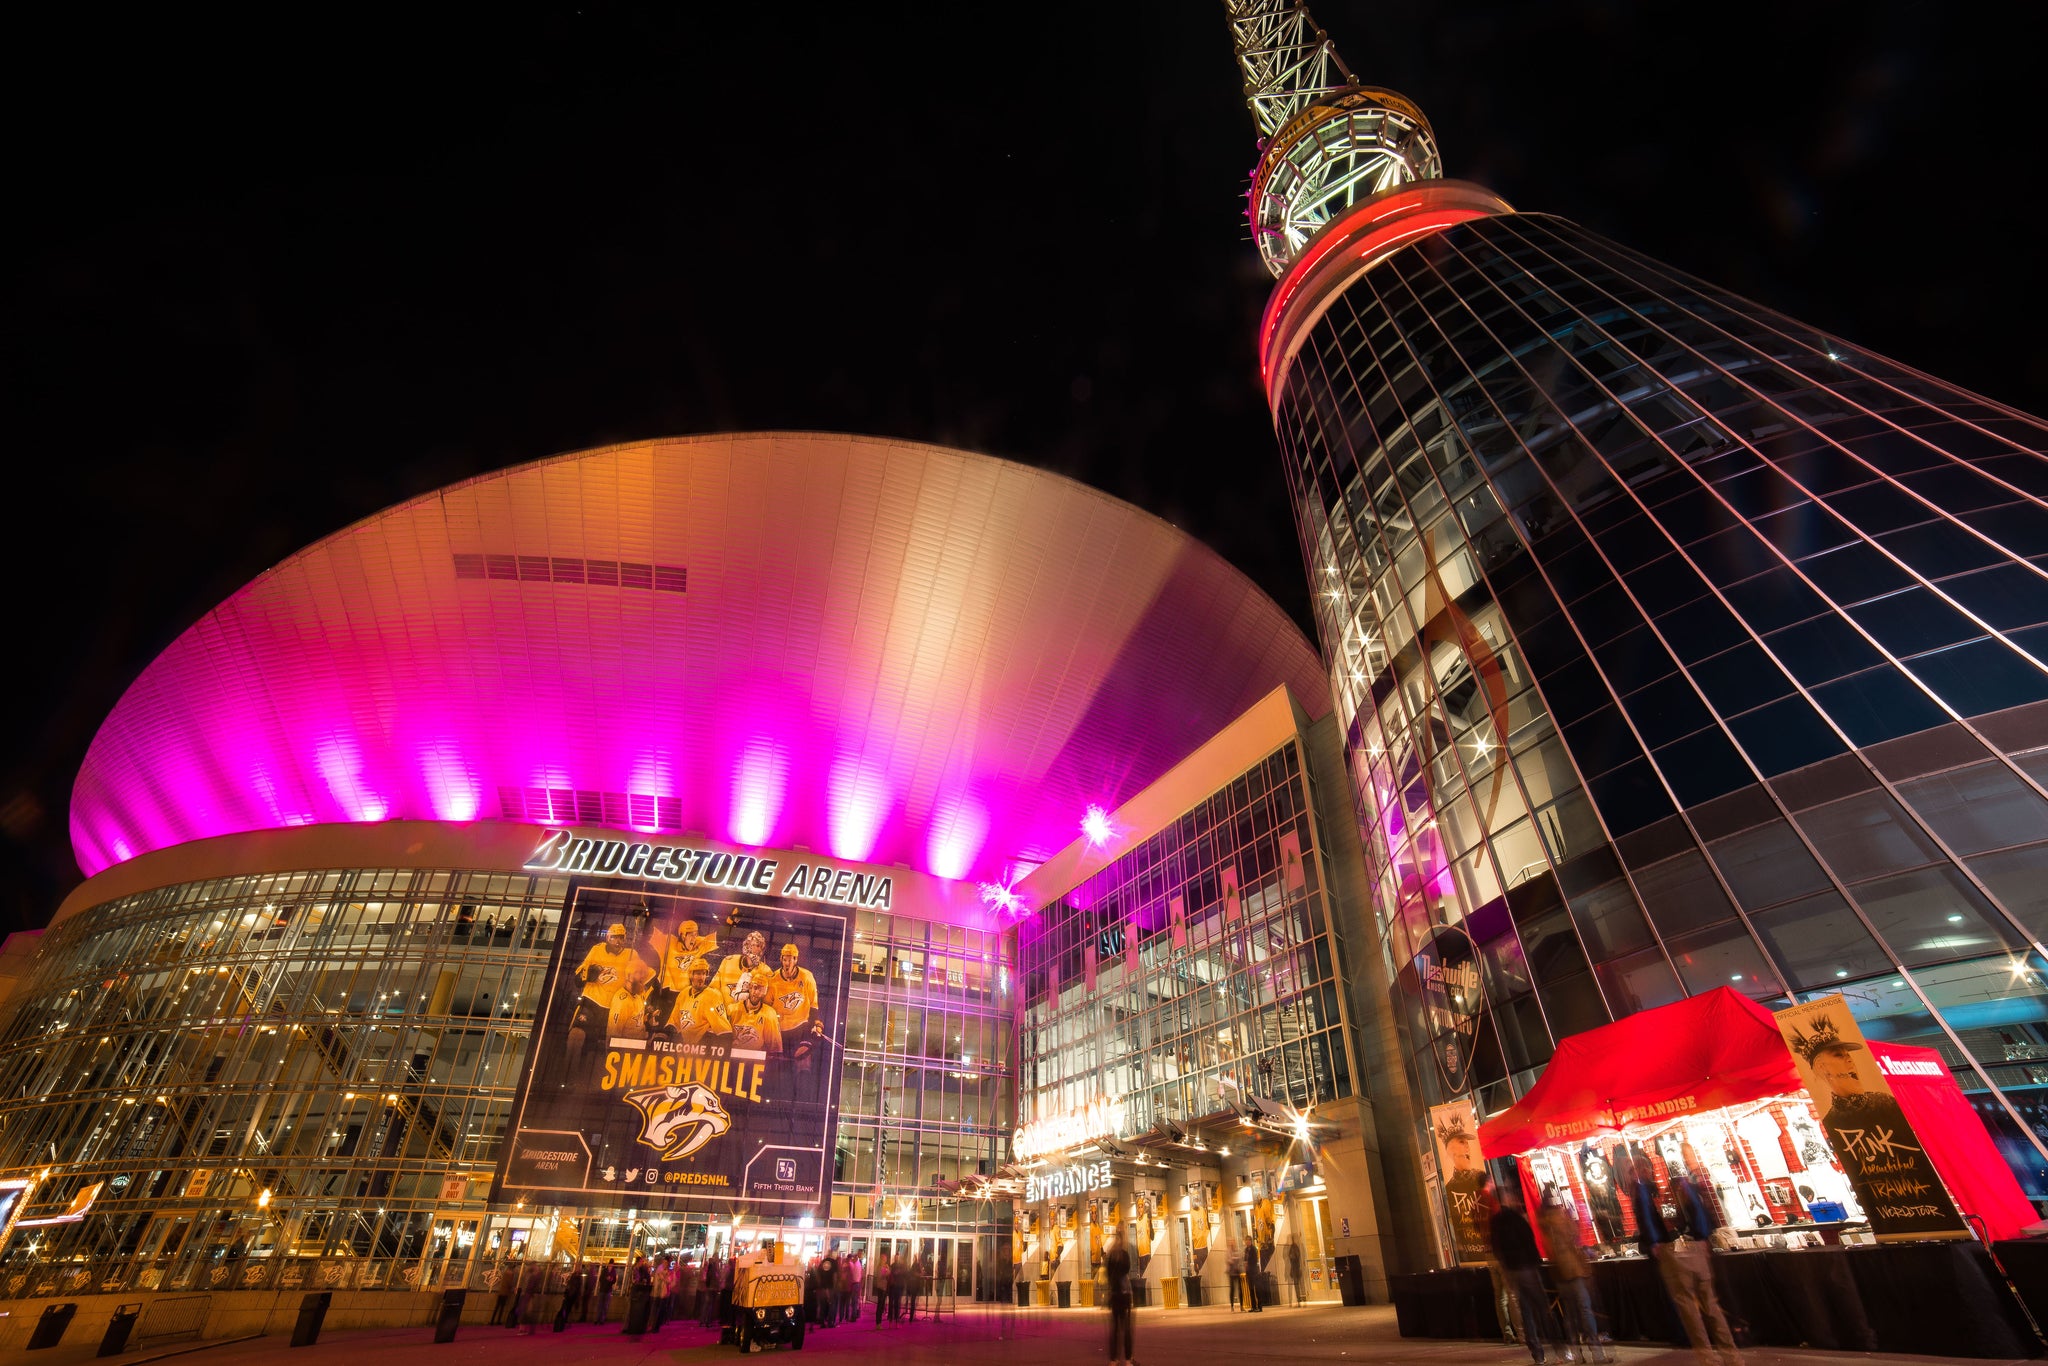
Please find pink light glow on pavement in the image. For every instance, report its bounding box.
[69,435,1327,885]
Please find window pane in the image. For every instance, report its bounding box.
[1665,922,1785,999]
[1749,892,1893,990]
[1897,762,2048,856]
[1707,820,1831,911]
[1630,848,1737,936]
[1571,880,1656,960]
[1793,789,1944,879]
[1848,864,2025,967]
[1594,948,1686,1018]
[1966,844,2048,943]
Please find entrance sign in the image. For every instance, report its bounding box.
[1774,995,1966,1242]
[492,879,852,1214]
[1025,1160,1112,1202]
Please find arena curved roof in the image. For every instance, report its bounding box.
[71,433,1328,885]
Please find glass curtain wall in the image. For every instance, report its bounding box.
[1271,208,2048,1203]
[0,866,1015,1298]
[1019,743,1358,1135]
[831,909,1015,1257]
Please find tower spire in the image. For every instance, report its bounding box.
[1224,2,1443,277]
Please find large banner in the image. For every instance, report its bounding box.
[1774,995,1967,1242]
[493,878,851,1214]
[1429,1098,1490,1261]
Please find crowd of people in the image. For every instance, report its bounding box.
[1476,1151,1745,1366]
[481,1243,946,1337]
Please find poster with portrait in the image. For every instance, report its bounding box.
[1774,995,1966,1241]
[1429,1098,1490,1260]
[493,876,851,1214]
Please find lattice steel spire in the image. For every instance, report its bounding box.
[1224,1,1443,277]
[1226,0,1356,140]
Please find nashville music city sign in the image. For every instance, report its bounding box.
[523,829,894,909]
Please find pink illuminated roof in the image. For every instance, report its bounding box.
[71,435,1328,884]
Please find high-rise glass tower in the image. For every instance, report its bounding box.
[1225,2,2048,1216]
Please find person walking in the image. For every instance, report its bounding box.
[836,1253,855,1324]
[558,1262,588,1331]
[889,1250,910,1322]
[1226,1241,1244,1311]
[595,1259,619,1325]
[1538,1188,1607,1363]
[1488,1187,1560,1365]
[1624,1153,1743,1366]
[511,1257,539,1336]
[652,1256,674,1330]
[700,1255,724,1327]
[873,1254,892,1326]
[489,1258,515,1325]
[1103,1225,1135,1366]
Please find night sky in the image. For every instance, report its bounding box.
[5,2,2044,931]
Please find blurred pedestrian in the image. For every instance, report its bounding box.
[595,1260,619,1325]
[1103,1225,1135,1366]
[1488,1186,1559,1365]
[1624,1153,1742,1366]
[1539,1187,1607,1363]
[557,1261,587,1331]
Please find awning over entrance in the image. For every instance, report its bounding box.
[1479,987,1802,1158]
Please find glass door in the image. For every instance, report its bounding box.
[1298,1196,1337,1300]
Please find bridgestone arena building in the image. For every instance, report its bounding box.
[0,434,1417,1339]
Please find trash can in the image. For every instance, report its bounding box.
[1129,1281,1148,1308]
[1056,1280,1071,1308]
[1182,1276,1204,1307]
[290,1291,332,1347]
[25,1303,77,1350]
[1014,1281,1029,1307]
[1159,1277,1181,1309]
[434,1288,468,1343]
[98,1303,144,1357]
[1333,1255,1366,1307]
[623,1285,652,1336]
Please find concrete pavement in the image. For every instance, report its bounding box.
[16,1302,2036,1366]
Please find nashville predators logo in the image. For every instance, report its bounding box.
[624,1083,732,1159]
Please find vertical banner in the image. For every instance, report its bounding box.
[493,879,851,1215]
[1774,995,1967,1241]
[1429,1098,1491,1261]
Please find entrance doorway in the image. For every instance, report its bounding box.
[1294,1194,1336,1301]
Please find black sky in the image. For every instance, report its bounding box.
[4,1,2044,930]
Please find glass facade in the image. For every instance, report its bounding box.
[1270,206,2048,1210]
[1021,743,1354,1135]
[0,861,1011,1298]
[1016,737,1379,1303]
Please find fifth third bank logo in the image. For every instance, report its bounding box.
[776,1158,797,1181]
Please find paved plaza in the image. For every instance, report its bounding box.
[26,1303,2038,1366]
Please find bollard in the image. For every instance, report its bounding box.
[98,1303,144,1357]
[290,1291,332,1348]
[25,1303,78,1351]
[433,1288,467,1343]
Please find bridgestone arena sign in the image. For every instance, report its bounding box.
[524,829,894,908]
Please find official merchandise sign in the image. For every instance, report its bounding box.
[492,878,852,1214]
[1773,995,1966,1242]
[1429,1098,1489,1261]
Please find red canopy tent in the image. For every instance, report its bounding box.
[1479,986,1801,1157]
[1870,1040,2038,1244]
